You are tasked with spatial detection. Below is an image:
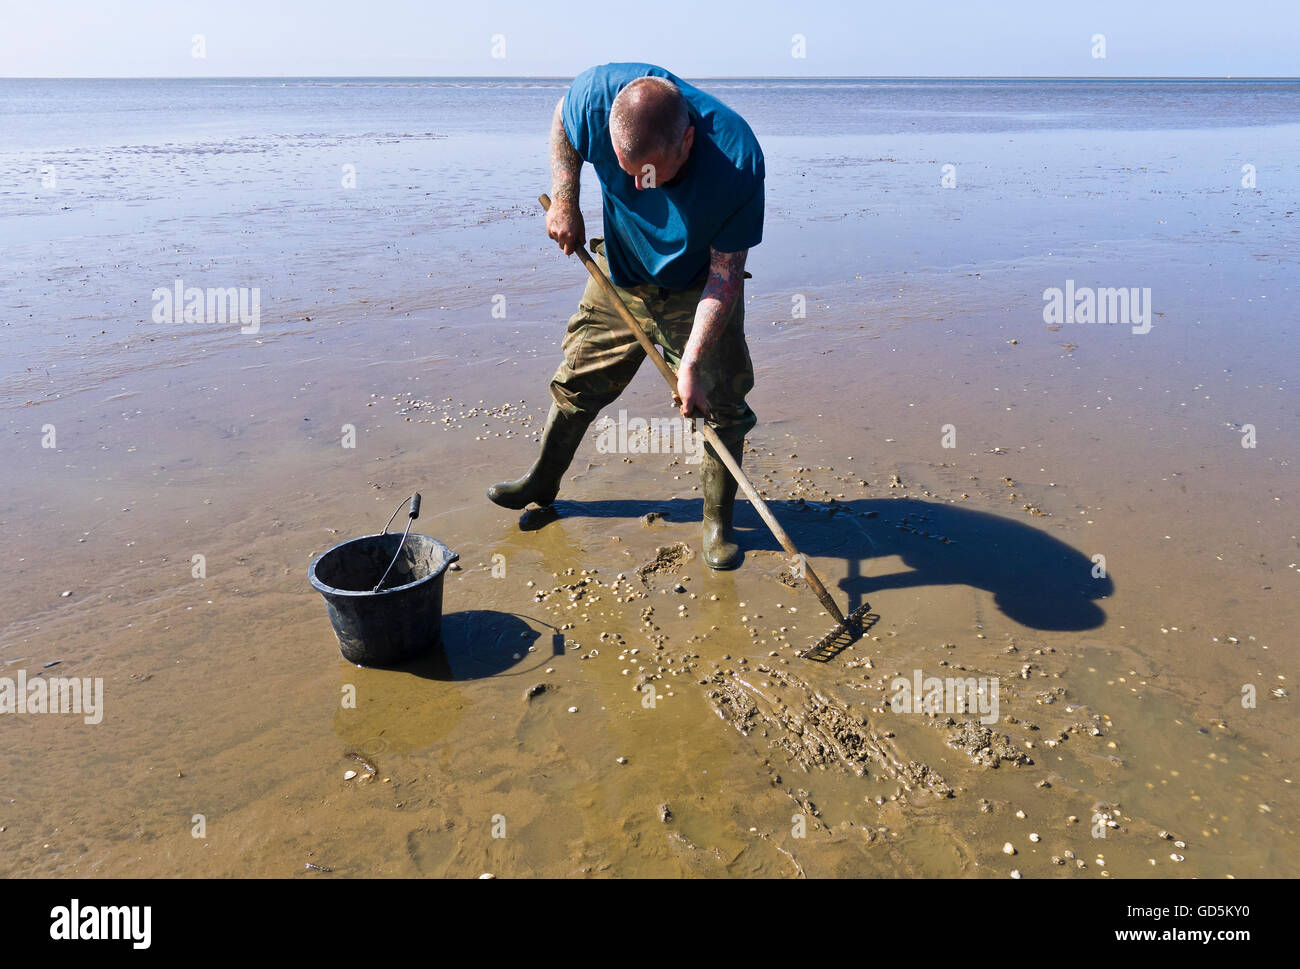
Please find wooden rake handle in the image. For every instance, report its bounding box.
[538,194,845,624]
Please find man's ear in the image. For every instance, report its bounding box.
[681,125,695,158]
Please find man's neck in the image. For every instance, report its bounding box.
[663,148,694,188]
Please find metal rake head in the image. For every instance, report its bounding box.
[799,602,877,662]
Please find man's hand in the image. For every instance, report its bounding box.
[676,363,710,420]
[546,199,586,256]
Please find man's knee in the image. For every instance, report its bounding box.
[705,403,757,450]
[549,369,632,421]
[702,364,756,436]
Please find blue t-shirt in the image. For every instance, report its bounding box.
[561,62,765,290]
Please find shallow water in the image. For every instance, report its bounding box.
[1,78,1297,877]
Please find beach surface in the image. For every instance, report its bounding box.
[1,78,1297,877]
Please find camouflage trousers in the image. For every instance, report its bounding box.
[549,237,757,451]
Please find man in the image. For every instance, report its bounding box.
[487,62,764,570]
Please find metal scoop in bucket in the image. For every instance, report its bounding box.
[308,493,459,667]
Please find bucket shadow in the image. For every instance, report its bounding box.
[536,495,1112,632]
[391,609,563,682]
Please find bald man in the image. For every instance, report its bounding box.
[487,62,765,570]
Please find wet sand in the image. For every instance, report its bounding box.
[2,81,1298,877]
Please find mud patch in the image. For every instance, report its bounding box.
[636,542,693,582]
[946,720,1033,768]
[704,663,953,802]
[742,548,803,589]
[775,570,802,590]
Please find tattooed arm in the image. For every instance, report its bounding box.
[547,97,586,254]
[677,247,747,418]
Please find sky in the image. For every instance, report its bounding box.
[2,0,1297,78]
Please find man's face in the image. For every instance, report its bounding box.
[615,126,695,190]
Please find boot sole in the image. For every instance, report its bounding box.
[704,550,742,570]
[486,485,555,510]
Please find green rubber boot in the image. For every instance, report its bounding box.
[487,404,590,509]
[701,437,744,570]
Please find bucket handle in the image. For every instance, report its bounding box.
[372,493,421,593]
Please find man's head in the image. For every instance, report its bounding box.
[609,76,694,190]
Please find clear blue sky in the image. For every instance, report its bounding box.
[3,0,1297,77]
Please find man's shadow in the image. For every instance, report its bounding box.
[525,495,1112,632]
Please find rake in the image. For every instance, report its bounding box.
[539,194,872,658]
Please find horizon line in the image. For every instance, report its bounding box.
[3,74,1298,82]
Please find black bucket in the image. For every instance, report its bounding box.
[309,530,459,667]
